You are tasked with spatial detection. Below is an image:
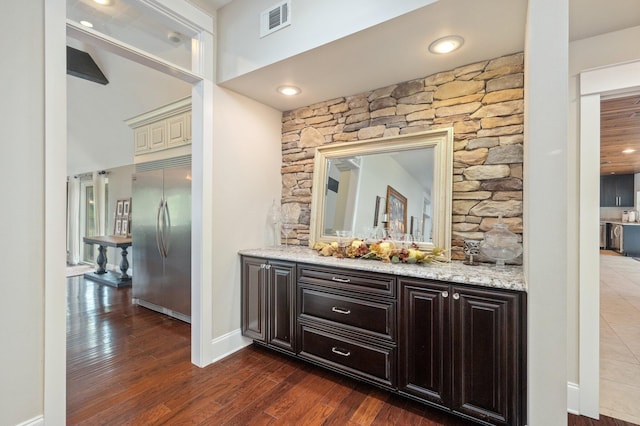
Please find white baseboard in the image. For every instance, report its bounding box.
[209,328,252,364]
[567,381,581,415]
[16,415,44,426]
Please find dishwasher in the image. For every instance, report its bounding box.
[609,223,623,253]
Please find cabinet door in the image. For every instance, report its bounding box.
[134,126,149,154]
[185,111,192,142]
[451,286,524,426]
[268,261,296,353]
[241,257,267,342]
[398,279,450,408]
[167,113,186,147]
[149,121,167,150]
[600,175,617,207]
[617,174,635,207]
[601,174,635,207]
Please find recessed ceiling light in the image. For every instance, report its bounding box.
[428,35,464,54]
[622,148,636,154]
[277,85,301,96]
[80,20,94,28]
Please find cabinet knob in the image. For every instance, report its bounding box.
[442,291,449,298]
[260,264,265,269]
[265,264,271,270]
[453,293,460,300]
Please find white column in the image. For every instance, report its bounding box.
[524,0,569,424]
[44,0,67,422]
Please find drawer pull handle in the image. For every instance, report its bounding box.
[331,306,351,315]
[331,277,351,283]
[331,347,351,357]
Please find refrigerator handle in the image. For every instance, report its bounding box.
[163,200,171,256]
[156,199,166,258]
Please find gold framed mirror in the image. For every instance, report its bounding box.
[310,128,453,260]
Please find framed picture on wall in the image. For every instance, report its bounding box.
[123,199,131,217]
[386,185,407,234]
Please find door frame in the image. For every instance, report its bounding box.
[578,60,640,417]
[44,0,214,421]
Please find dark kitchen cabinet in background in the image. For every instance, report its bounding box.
[241,256,296,353]
[600,174,634,207]
[399,278,526,426]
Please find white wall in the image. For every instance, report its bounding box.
[210,86,282,341]
[0,1,46,424]
[216,0,436,82]
[567,24,640,386]
[353,155,427,237]
[66,39,191,177]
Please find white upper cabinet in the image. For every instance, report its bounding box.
[126,97,191,157]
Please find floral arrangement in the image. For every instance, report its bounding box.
[312,239,446,264]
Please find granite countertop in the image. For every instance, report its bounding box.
[239,246,526,292]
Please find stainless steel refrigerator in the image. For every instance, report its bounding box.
[132,159,191,323]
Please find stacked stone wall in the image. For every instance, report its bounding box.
[280,52,524,260]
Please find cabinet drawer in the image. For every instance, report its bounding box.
[299,325,395,388]
[299,286,394,340]
[298,265,395,297]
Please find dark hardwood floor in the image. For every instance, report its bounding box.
[67,276,637,425]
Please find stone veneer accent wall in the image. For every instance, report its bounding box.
[280,52,524,260]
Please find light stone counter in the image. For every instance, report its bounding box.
[239,246,526,292]
[601,220,640,226]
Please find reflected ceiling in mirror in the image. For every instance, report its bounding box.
[310,129,453,260]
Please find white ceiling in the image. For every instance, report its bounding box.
[67,0,640,112]
[219,0,526,111]
[215,0,640,111]
[66,37,191,176]
[65,0,639,174]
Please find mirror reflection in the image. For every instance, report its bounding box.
[323,148,434,243]
[310,128,453,259]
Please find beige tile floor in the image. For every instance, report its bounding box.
[600,251,640,424]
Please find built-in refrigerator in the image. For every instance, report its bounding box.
[132,156,191,323]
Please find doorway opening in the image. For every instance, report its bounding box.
[578,60,640,420]
[45,0,215,421]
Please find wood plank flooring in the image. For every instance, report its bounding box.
[67,276,637,425]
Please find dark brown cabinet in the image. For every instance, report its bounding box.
[600,174,634,207]
[297,265,397,388]
[398,279,450,407]
[240,256,526,425]
[241,256,296,353]
[399,278,526,426]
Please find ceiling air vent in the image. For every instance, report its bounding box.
[260,0,291,38]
